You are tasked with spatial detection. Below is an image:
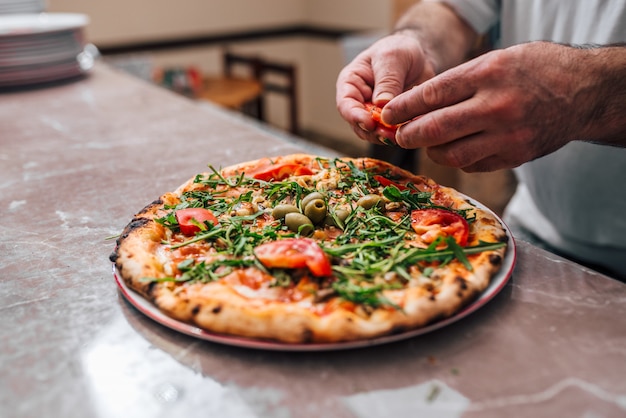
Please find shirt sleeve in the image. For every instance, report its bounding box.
[426,0,500,34]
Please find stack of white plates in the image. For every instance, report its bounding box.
[0,0,45,15]
[0,13,98,88]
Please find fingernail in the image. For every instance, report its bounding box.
[380,108,391,124]
[358,122,370,132]
[377,136,394,146]
[376,92,394,103]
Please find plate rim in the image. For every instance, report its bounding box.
[0,13,89,37]
[113,198,517,351]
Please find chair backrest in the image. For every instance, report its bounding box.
[223,52,263,79]
[223,51,299,135]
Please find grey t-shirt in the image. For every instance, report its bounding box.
[434,0,626,273]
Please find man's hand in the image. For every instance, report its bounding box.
[335,33,436,145]
[383,41,626,172]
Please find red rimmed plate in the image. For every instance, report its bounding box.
[113,203,516,351]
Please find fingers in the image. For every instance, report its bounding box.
[336,66,372,119]
[368,43,424,104]
[336,34,437,146]
[382,67,477,126]
[369,50,408,104]
[351,119,398,146]
[393,93,490,149]
[424,131,533,172]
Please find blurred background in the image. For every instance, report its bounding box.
[42,0,515,214]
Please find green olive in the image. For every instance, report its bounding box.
[356,194,384,210]
[285,212,314,235]
[300,192,325,210]
[324,208,350,227]
[271,204,300,219]
[303,198,327,224]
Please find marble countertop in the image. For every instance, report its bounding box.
[1,65,625,418]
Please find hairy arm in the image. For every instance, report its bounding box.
[576,44,626,147]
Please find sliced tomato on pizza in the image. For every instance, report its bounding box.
[247,162,314,181]
[175,208,219,236]
[254,238,332,277]
[411,208,469,246]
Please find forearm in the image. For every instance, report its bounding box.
[577,44,626,147]
[393,1,479,73]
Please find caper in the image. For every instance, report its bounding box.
[324,208,350,227]
[271,204,300,219]
[300,192,325,210]
[356,194,384,210]
[303,199,327,224]
[285,213,314,235]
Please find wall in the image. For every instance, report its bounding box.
[48,0,390,46]
[48,0,391,154]
[49,0,304,45]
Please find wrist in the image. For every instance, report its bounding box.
[571,44,626,146]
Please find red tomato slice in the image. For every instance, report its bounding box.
[374,174,410,191]
[365,102,398,141]
[175,208,219,236]
[410,208,469,246]
[254,238,332,277]
[248,163,314,181]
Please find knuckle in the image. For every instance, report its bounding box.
[421,81,442,108]
[481,49,513,78]
[496,96,524,121]
[511,127,533,144]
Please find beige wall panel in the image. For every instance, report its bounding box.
[49,0,391,46]
[48,0,304,45]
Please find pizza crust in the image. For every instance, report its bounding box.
[111,154,508,344]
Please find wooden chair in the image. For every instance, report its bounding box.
[197,55,262,114]
[222,51,300,135]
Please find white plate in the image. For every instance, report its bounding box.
[0,13,88,37]
[0,43,97,87]
[114,203,516,351]
[0,34,83,65]
[0,0,45,15]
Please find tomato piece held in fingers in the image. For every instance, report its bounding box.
[410,208,469,246]
[175,208,219,236]
[254,238,332,277]
[365,102,399,143]
[248,163,314,181]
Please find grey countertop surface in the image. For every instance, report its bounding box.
[1,64,625,418]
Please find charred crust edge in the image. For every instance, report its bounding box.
[137,198,164,216]
[109,217,153,261]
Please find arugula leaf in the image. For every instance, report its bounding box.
[382,185,432,210]
[332,280,402,309]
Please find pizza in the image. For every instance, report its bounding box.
[110,154,508,344]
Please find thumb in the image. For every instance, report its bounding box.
[371,68,405,106]
[370,35,436,106]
